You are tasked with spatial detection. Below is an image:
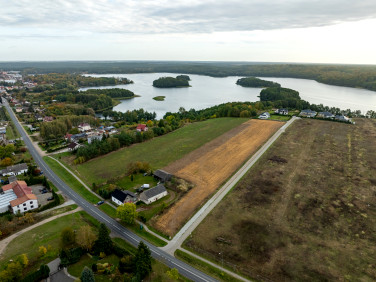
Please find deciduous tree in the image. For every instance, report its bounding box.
[116,203,138,225]
[76,225,97,251]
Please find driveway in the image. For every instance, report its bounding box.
[30,184,53,206]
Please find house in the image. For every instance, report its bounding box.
[65,133,73,141]
[88,134,103,144]
[0,127,6,134]
[0,163,28,176]
[68,142,81,151]
[335,115,350,122]
[111,189,137,205]
[275,108,289,115]
[0,180,38,214]
[78,123,91,132]
[71,133,87,142]
[139,184,168,205]
[153,169,172,182]
[299,109,317,118]
[43,116,54,122]
[258,112,270,119]
[317,111,334,119]
[136,124,148,132]
[15,108,22,113]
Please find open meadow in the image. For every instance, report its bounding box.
[184,118,376,281]
[62,118,249,185]
[153,119,283,236]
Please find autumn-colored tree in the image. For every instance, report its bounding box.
[1,157,13,167]
[166,268,179,280]
[116,203,138,224]
[18,254,28,268]
[76,225,97,251]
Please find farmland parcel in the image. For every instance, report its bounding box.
[153,119,283,236]
[185,118,376,281]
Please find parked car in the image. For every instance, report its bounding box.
[41,189,48,194]
[47,196,54,201]
[97,200,104,206]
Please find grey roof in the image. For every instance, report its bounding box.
[8,175,17,183]
[141,184,167,200]
[0,190,17,211]
[1,163,28,175]
[153,169,172,182]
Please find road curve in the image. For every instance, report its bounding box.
[2,99,216,282]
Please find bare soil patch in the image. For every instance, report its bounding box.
[152,119,282,236]
[185,118,376,281]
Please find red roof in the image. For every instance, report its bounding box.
[136,124,147,130]
[2,181,37,207]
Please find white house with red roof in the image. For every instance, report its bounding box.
[78,123,91,132]
[136,124,148,132]
[0,180,38,214]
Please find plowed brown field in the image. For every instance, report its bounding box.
[153,119,283,236]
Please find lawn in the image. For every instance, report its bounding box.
[99,204,167,247]
[43,156,101,204]
[269,114,291,121]
[5,121,19,140]
[0,211,98,274]
[115,174,158,193]
[63,118,249,185]
[185,118,376,281]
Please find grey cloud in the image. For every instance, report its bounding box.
[1,0,376,34]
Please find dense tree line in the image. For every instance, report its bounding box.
[153,76,190,88]
[3,61,376,92]
[176,75,190,81]
[236,77,281,88]
[40,115,98,140]
[102,108,156,123]
[26,73,132,88]
[84,88,136,99]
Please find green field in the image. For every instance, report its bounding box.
[5,121,20,139]
[43,157,101,204]
[0,211,97,274]
[64,118,249,185]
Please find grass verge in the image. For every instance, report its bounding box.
[43,156,101,204]
[99,204,167,247]
[175,249,242,282]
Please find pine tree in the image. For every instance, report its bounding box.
[135,241,152,279]
[81,266,95,282]
[93,223,113,255]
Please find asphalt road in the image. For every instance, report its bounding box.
[2,99,216,282]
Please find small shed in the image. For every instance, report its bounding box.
[153,169,172,182]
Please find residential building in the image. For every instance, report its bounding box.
[111,189,137,205]
[299,109,317,118]
[43,116,54,122]
[259,112,270,119]
[0,163,28,176]
[317,111,334,119]
[275,108,289,115]
[68,142,81,151]
[88,134,103,144]
[139,184,168,205]
[0,180,38,214]
[78,123,91,132]
[136,124,148,132]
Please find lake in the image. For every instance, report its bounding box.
[81,73,376,118]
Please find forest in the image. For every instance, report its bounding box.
[83,88,136,99]
[152,76,190,88]
[2,61,376,91]
[236,77,280,88]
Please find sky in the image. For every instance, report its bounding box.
[1,0,376,64]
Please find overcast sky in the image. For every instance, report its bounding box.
[1,0,376,64]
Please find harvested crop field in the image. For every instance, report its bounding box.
[185,118,376,281]
[152,119,283,236]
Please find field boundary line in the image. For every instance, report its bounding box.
[163,117,298,254]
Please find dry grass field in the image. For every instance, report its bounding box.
[184,118,376,281]
[152,119,283,236]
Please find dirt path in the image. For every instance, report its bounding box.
[154,119,283,236]
[0,207,82,257]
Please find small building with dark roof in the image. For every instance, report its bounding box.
[0,163,28,176]
[111,189,137,205]
[153,169,172,182]
[139,184,168,205]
